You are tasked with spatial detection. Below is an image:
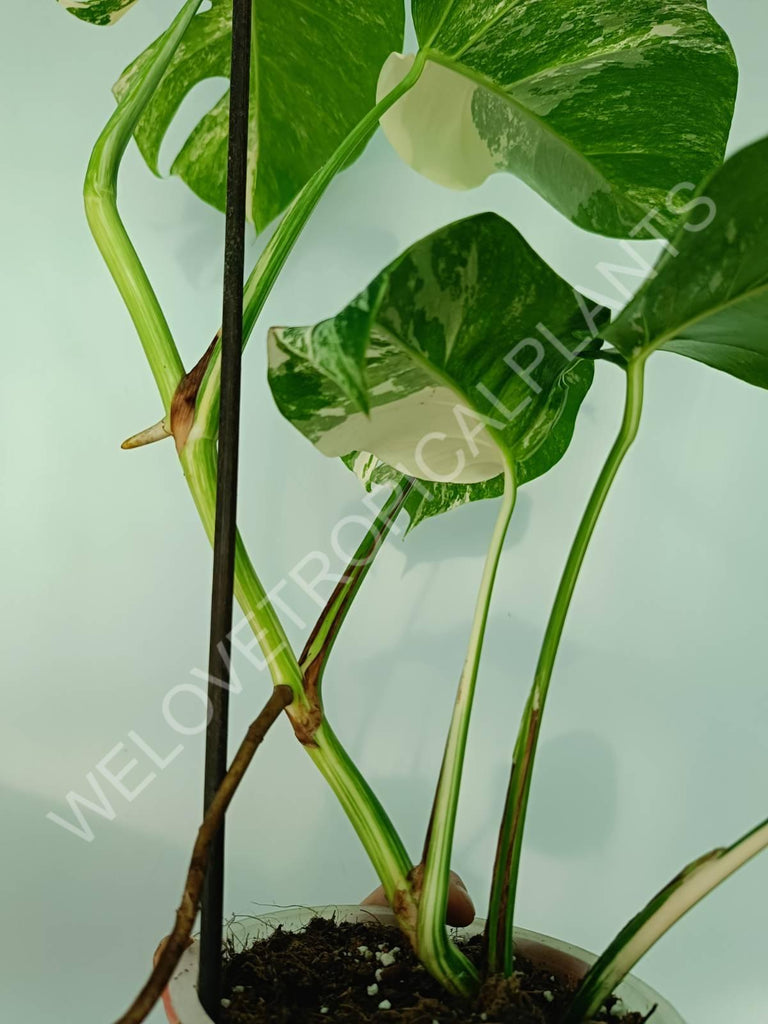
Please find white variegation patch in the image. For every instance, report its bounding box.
[314,385,505,485]
[386,1,736,237]
[378,54,495,190]
[649,23,681,37]
[268,213,603,528]
[268,326,506,485]
[59,0,139,25]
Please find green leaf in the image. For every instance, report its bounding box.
[58,0,140,25]
[378,0,736,238]
[268,213,606,528]
[606,134,768,389]
[563,818,768,1023]
[114,0,405,230]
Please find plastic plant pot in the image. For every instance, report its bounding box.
[159,904,685,1023]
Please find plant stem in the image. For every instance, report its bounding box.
[181,438,305,700]
[82,0,302,702]
[112,685,293,1024]
[182,440,418,918]
[83,0,202,415]
[295,480,419,926]
[486,355,647,976]
[173,54,430,696]
[416,462,517,997]
[310,720,418,927]
[175,53,433,914]
[564,817,768,1023]
[299,479,413,688]
[88,12,426,691]
[189,52,429,444]
[86,14,425,955]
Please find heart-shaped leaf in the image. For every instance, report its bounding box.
[378,1,736,238]
[114,0,405,230]
[606,135,768,389]
[58,0,140,25]
[268,213,606,528]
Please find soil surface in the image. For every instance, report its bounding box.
[219,915,654,1024]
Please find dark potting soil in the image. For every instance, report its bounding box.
[219,915,653,1024]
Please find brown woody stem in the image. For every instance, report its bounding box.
[112,684,293,1024]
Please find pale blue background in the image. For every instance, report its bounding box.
[1,3,766,1022]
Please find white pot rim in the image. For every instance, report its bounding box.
[162,904,685,1023]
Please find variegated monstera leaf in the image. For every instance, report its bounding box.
[57,0,139,25]
[268,213,607,529]
[379,0,737,238]
[606,134,768,390]
[114,0,404,230]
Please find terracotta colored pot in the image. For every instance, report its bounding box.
[160,904,685,1023]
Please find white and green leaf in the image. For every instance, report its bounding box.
[564,818,768,1023]
[268,212,605,528]
[114,0,405,230]
[606,134,768,389]
[57,0,139,25]
[379,0,736,238]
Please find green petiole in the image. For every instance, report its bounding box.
[83,0,202,414]
[299,479,414,689]
[487,355,647,975]
[417,461,517,996]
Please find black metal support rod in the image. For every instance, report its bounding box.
[198,0,252,1017]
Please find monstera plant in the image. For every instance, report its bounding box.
[58,1,767,1022]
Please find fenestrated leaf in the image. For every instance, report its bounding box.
[268,213,606,528]
[606,135,768,389]
[58,0,139,25]
[378,0,736,238]
[114,0,404,230]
